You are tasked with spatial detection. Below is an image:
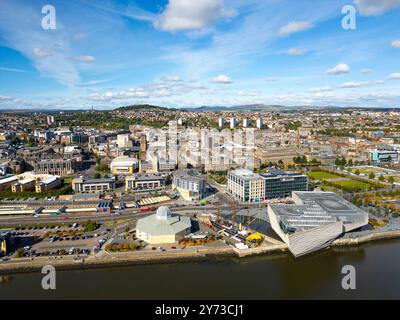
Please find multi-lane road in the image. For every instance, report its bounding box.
[0,204,237,226]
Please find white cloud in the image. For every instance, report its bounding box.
[361,68,372,74]
[391,39,400,48]
[339,81,370,88]
[0,2,81,86]
[154,0,236,32]
[389,72,400,79]
[161,75,182,82]
[354,0,400,16]
[287,48,305,55]
[0,67,26,73]
[33,48,52,58]
[326,63,350,75]
[75,55,96,62]
[265,77,279,82]
[0,95,13,102]
[278,21,313,37]
[238,90,261,96]
[212,74,233,84]
[308,86,333,93]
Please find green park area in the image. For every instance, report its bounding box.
[307,171,341,180]
[330,179,371,191]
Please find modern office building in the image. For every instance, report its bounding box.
[173,170,206,201]
[370,146,399,163]
[110,156,139,175]
[136,206,192,244]
[227,169,265,203]
[227,169,308,203]
[268,191,369,258]
[125,175,166,191]
[72,177,116,193]
[262,170,308,199]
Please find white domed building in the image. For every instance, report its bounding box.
[136,206,192,244]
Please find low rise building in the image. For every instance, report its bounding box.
[5,172,62,193]
[72,177,116,193]
[136,206,192,244]
[125,175,166,191]
[370,146,399,163]
[35,175,63,193]
[173,171,206,201]
[110,156,138,175]
[33,159,76,176]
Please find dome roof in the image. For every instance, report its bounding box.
[156,206,172,220]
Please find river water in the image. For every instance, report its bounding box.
[0,240,399,299]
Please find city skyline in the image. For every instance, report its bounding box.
[0,0,400,110]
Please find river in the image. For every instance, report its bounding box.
[0,239,399,299]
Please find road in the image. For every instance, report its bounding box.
[0,204,237,226]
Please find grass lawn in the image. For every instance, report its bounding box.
[307,171,341,180]
[333,179,371,191]
[320,184,341,192]
[390,176,400,183]
[355,166,389,175]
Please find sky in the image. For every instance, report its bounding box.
[0,0,400,110]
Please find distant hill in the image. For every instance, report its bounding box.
[191,104,310,112]
[114,104,181,112]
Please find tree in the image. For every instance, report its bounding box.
[335,158,341,166]
[369,172,375,180]
[388,176,395,184]
[355,169,360,175]
[348,159,353,167]
[379,175,385,182]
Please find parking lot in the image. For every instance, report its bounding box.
[9,223,115,258]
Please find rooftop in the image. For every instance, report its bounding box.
[269,191,368,233]
[136,207,192,236]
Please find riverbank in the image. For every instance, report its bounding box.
[1,228,400,275]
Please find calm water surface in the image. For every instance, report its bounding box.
[0,240,399,299]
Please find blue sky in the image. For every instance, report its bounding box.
[0,0,400,109]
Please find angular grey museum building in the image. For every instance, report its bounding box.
[268,191,369,258]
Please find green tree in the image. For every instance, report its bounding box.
[369,172,376,180]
